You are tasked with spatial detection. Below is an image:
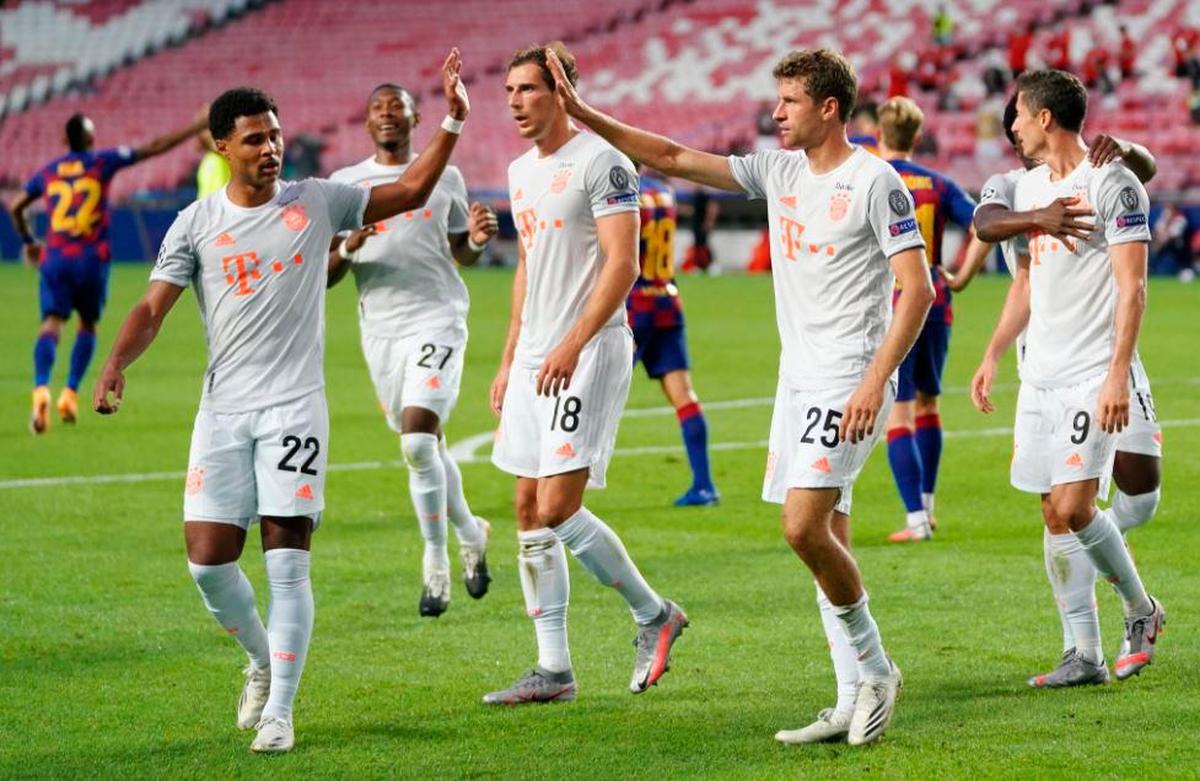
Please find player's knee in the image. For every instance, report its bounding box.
[536,501,579,528]
[1043,495,1091,532]
[514,492,539,529]
[914,393,939,416]
[780,513,821,559]
[400,432,439,472]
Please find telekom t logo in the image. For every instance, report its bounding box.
[223,252,262,296]
[514,208,539,249]
[778,216,836,260]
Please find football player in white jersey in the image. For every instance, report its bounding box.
[327,83,499,618]
[965,93,1163,688]
[482,43,689,706]
[548,47,933,746]
[970,70,1164,690]
[92,51,471,753]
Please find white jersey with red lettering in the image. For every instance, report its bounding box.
[329,158,470,337]
[728,146,926,390]
[152,179,368,413]
[1013,159,1151,388]
[507,131,640,368]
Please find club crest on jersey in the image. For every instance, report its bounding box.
[281,204,309,231]
[186,466,205,495]
[609,166,631,191]
[829,192,851,222]
[1119,186,1138,210]
[889,217,917,236]
[981,186,997,201]
[1116,212,1146,228]
[551,167,574,194]
[888,189,911,216]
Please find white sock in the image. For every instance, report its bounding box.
[906,509,929,530]
[816,585,859,716]
[923,492,935,517]
[1043,528,1076,653]
[518,528,571,673]
[262,549,314,722]
[401,433,448,572]
[1074,508,1154,618]
[188,561,270,668]
[1111,487,1160,533]
[553,506,665,625]
[438,434,484,547]
[832,593,891,681]
[1045,530,1102,664]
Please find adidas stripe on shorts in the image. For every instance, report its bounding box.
[492,325,632,489]
[762,379,895,514]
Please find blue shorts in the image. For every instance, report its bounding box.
[39,257,110,323]
[897,316,949,401]
[632,325,690,379]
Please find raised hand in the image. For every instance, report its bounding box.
[1088,133,1130,168]
[544,48,586,118]
[344,223,379,254]
[468,202,498,247]
[442,48,470,120]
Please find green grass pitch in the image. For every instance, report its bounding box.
[0,262,1196,778]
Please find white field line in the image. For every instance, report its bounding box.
[5,412,1199,491]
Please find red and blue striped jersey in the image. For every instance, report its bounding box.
[888,158,976,324]
[627,175,684,330]
[23,147,138,263]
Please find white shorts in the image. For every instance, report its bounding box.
[492,326,633,488]
[762,379,895,515]
[183,389,328,528]
[1117,357,1162,458]
[1011,373,1119,495]
[361,322,467,431]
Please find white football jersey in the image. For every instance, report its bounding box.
[1013,159,1151,388]
[728,146,926,390]
[330,158,470,337]
[976,167,1028,276]
[508,131,639,368]
[152,179,368,413]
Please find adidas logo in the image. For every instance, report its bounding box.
[1064,452,1083,468]
[425,375,441,390]
[810,456,832,473]
[214,232,236,247]
[513,188,524,201]
[1153,431,1163,445]
[296,483,314,500]
[779,195,797,208]
[555,442,576,458]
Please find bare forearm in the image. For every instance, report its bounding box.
[974,207,1041,243]
[327,243,351,288]
[501,261,527,366]
[984,274,1031,361]
[11,206,34,241]
[106,302,164,372]
[136,117,205,160]
[1123,142,1157,184]
[563,255,637,353]
[364,130,459,224]
[866,287,933,386]
[1109,277,1145,375]
[449,233,483,266]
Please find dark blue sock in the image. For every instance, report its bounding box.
[886,427,925,513]
[34,331,58,387]
[67,329,97,391]
[915,414,943,496]
[677,402,714,492]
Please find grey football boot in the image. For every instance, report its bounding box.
[482,667,577,705]
[1028,648,1110,688]
[630,600,689,693]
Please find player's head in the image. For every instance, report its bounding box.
[1002,92,1038,170]
[850,100,879,135]
[769,49,857,150]
[64,113,95,152]
[366,83,419,153]
[505,41,578,141]
[209,87,282,187]
[1012,69,1087,159]
[877,96,923,154]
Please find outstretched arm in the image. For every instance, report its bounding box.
[363,49,469,224]
[545,49,742,192]
[93,281,185,414]
[133,115,207,161]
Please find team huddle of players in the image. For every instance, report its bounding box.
[12,40,1164,754]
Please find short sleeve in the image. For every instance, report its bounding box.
[975,171,1015,213]
[942,176,978,229]
[23,170,45,199]
[313,178,369,233]
[868,167,926,258]
[149,210,199,288]
[443,166,470,233]
[586,145,640,218]
[98,146,137,179]
[727,151,782,200]
[1095,165,1151,246]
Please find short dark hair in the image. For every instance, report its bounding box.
[850,100,878,123]
[209,87,279,140]
[65,113,91,152]
[507,41,578,91]
[1015,69,1087,133]
[1003,92,1019,146]
[771,49,858,123]
[368,83,414,111]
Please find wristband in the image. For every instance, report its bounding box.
[337,241,358,262]
[441,115,465,135]
[467,235,486,252]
